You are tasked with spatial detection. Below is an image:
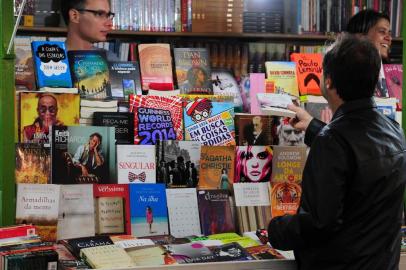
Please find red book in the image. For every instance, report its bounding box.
[0,225,37,239]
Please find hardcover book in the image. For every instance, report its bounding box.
[166,188,201,238]
[156,140,201,187]
[51,125,116,184]
[108,61,142,99]
[31,40,72,88]
[265,61,299,97]
[129,95,183,144]
[383,64,403,110]
[15,184,60,242]
[197,189,235,235]
[93,184,131,235]
[174,48,213,94]
[57,184,95,240]
[93,112,134,144]
[117,145,156,184]
[19,92,80,143]
[235,114,277,146]
[129,184,169,237]
[198,146,235,190]
[290,53,322,96]
[68,50,112,99]
[138,43,174,91]
[235,146,273,183]
[183,99,236,146]
[15,143,50,184]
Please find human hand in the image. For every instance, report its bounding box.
[81,165,89,176]
[287,104,313,131]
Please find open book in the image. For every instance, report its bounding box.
[257,93,296,118]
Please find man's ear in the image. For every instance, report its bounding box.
[69,9,80,24]
[325,77,333,90]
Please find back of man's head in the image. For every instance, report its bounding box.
[61,0,87,25]
[322,34,380,101]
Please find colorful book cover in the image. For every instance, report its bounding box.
[166,188,201,238]
[383,64,403,110]
[265,61,299,97]
[108,61,142,99]
[270,181,302,218]
[164,242,214,264]
[68,50,112,99]
[15,36,35,90]
[274,116,305,146]
[138,44,174,91]
[235,114,278,146]
[271,146,307,183]
[235,146,273,183]
[199,146,235,190]
[129,184,169,237]
[249,73,266,114]
[197,190,235,235]
[211,242,254,261]
[57,184,95,240]
[93,184,131,235]
[245,245,285,260]
[174,48,213,94]
[19,92,80,143]
[31,41,72,88]
[211,68,244,113]
[156,140,201,187]
[183,99,235,146]
[117,145,156,184]
[51,125,116,184]
[93,112,134,144]
[15,184,60,242]
[129,95,183,144]
[290,53,322,96]
[15,143,50,184]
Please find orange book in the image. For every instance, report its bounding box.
[270,182,301,218]
[290,53,322,96]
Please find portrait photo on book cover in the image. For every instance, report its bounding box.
[235,146,273,183]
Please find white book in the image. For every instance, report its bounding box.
[80,99,118,108]
[57,184,95,240]
[116,145,156,184]
[233,182,271,207]
[166,188,201,238]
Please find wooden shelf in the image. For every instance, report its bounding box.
[17,26,403,42]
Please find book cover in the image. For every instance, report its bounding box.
[80,245,136,269]
[0,225,36,239]
[156,140,201,187]
[174,48,213,94]
[164,242,214,264]
[274,116,305,146]
[126,245,177,266]
[64,235,114,258]
[197,190,235,235]
[129,184,169,237]
[304,96,332,123]
[93,184,131,235]
[57,184,95,240]
[117,145,156,184]
[270,181,302,218]
[15,184,60,242]
[290,53,322,96]
[15,143,50,184]
[199,146,235,190]
[15,36,35,90]
[245,244,285,260]
[19,92,80,143]
[129,95,183,144]
[93,112,134,144]
[166,188,201,238]
[235,114,277,145]
[233,182,271,206]
[271,146,306,183]
[211,68,244,113]
[51,125,116,184]
[31,40,72,88]
[211,242,254,261]
[249,73,266,114]
[383,64,403,110]
[265,61,299,97]
[68,50,112,99]
[183,99,236,146]
[108,61,142,99]
[235,146,273,183]
[138,43,174,91]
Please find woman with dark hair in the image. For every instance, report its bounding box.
[235,146,273,183]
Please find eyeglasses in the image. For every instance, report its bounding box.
[76,9,115,20]
[38,106,57,114]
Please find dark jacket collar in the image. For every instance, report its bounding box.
[332,97,376,120]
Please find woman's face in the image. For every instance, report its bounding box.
[366,18,392,60]
[242,147,272,182]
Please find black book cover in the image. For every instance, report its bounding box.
[93,112,134,144]
[108,61,142,100]
[65,235,114,258]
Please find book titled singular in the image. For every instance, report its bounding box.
[31,41,72,88]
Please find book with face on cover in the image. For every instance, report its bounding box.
[235,146,273,183]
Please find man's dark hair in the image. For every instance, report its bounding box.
[89,132,102,144]
[323,34,381,101]
[346,9,390,34]
[60,0,87,25]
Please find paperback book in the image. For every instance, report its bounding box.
[15,36,36,90]
[93,112,134,144]
[290,53,322,96]
[383,64,403,110]
[15,143,50,184]
[235,114,277,146]
[51,125,116,184]
[235,146,273,183]
[211,68,244,113]
[108,61,142,99]
[265,61,299,97]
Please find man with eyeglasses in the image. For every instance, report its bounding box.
[61,0,118,60]
[22,94,63,143]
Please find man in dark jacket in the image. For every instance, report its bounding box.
[268,34,406,270]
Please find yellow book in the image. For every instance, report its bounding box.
[265,61,299,97]
[80,245,136,269]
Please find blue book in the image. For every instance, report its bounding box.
[129,184,169,237]
[31,41,72,88]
